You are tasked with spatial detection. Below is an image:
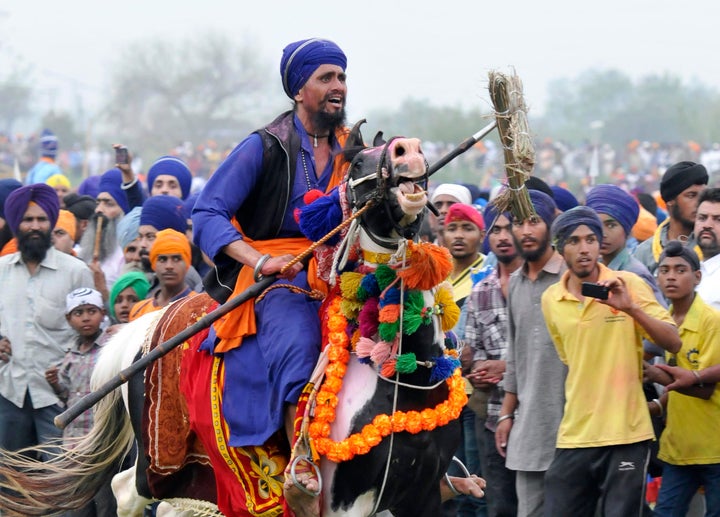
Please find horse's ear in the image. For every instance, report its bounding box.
[343,119,367,163]
[346,119,366,149]
[373,131,386,147]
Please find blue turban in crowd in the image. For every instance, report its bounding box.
[39,129,58,158]
[280,38,347,98]
[77,175,101,198]
[117,206,142,251]
[551,205,604,255]
[585,184,639,237]
[527,189,557,227]
[147,156,192,200]
[0,179,23,220]
[140,195,187,233]
[550,185,579,212]
[97,169,130,214]
[4,183,60,235]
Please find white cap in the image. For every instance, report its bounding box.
[66,287,104,315]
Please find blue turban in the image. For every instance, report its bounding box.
[140,195,187,234]
[77,175,101,198]
[551,206,603,255]
[527,189,557,228]
[0,179,22,219]
[147,156,192,200]
[39,129,58,158]
[280,38,347,98]
[97,168,130,214]
[585,184,639,237]
[550,186,579,212]
[4,183,60,235]
[117,206,142,251]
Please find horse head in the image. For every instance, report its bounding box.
[345,121,429,249]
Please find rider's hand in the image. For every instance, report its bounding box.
[261,254,303,281]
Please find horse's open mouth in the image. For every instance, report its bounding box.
[395,177,428,214]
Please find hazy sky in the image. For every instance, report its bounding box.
[2,0,717,127]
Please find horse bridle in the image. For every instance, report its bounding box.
[347,136,429,248]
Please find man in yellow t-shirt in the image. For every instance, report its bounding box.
[540,206,681,517]
[645,240,720,516]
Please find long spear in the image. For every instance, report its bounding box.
[54,275,276,429]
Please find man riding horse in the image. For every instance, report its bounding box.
[191,37,353,517]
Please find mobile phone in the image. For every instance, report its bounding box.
[581,282,609,300]
[115,146,129,165]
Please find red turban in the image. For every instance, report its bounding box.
[444,203,485,231]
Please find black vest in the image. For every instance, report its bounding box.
[234,110,301,240]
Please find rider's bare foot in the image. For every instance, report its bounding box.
[283,459,320,517]
[440,474,486,502]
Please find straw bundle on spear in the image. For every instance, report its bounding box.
[488,69,536,221]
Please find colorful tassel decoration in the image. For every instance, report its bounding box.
[297,188,343,243]
[370,341,393,365]
[356,337,376,359]
[374,264,397,291]
[378,286,400,308]
[378,320,400,342]
[358,274,380,301]
[381,359,397,377]
[340,272,364,301]
[397,240,453,290]
[358,297,379,338]
[395,353,418,374]
[434,286,461,332]
[429,355,461,383]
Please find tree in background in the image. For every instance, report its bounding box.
[0,67,33,135]
[103,33,281,158]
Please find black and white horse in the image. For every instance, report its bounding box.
[0,128,470,517]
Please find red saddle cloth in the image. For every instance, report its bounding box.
[143,293,291,516]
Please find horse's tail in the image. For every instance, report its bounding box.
[0,314,157,515]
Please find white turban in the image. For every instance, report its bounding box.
[430,184,472,205]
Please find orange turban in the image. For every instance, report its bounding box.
[149,228,191,269]
[55,209,77,242]
[632,205,658,242]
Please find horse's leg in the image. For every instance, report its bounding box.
[112,464,154,517]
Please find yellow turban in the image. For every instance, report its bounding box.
[45,173,71,189]
[149,228,191,269]
[55,209,77,242]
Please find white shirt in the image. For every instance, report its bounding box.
[0,248,94,408]
[697,253,720,310]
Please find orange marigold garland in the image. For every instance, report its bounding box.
[309,297,467,463]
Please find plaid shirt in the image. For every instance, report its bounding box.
[464,267,508,432]
[57,332,108,440]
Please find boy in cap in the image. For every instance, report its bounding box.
[541,206,681,516]
[633,161,708,274]
[45,286,117,515]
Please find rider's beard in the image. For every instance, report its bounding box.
[313,98,347,134]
